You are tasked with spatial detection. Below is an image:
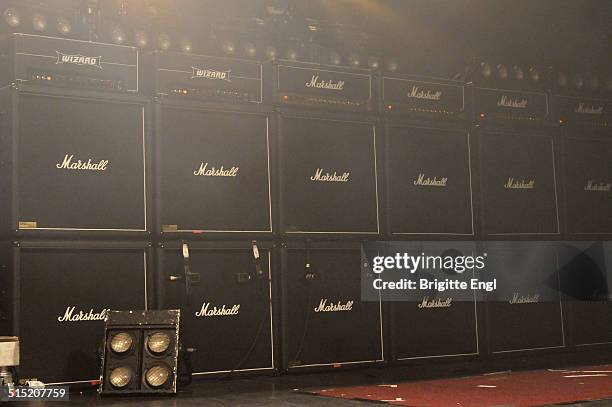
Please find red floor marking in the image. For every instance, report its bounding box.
[308,364,612,407]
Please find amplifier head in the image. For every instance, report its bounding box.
[1,33,138,92]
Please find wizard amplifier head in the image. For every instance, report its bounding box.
[0,33,138,92]
[148,51,267,104]
[274,61,376,112]
[382,76,466,121]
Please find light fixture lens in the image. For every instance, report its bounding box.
[110,332,133,354]
[606,79,612,91]
[589,77,600,90]
[387,59,398,72]
[497,64,508,79]
[147,332,170,354]
[158,34,171,51]
[528,67,540,82]
[329,51,341,66]
[31,13,47,32]
[557,72,568,87]
[222,40,235,55]
[4,8,20,27]
[265,46,277,60]
[368,56,380,70]
[513,65,524,81]
[109,366,133,389]
[480,62,492,78]
[145,365,170,388]
[285,47,298,61]
[244,42,257,58]
[348,54,361,67]
[111,27,126,45]
[574,74,584,89]
[56,16,71,35]
[180,38,193,53]
[134,31,148,48]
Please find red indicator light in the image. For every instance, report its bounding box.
[479,112,486,118]
[282,95,289,102]
[387,104,393,110]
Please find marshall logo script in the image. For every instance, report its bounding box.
[314,299,353,313]
[509,293,540,304]
[195,302,240,317]
[413,173,448,187]
[193,162,239,177]
[575,103,604,115]
[584,180,612,192]
[56,154,109,171]
[418,296,453,308]
[407,86,442,101]
[497,95,528,109]
[56,51,103,69]
[305,75,345,91]
[504,177,535,189]
[310,168,350,182]
[191,67,231,82]
[58,306,110,322]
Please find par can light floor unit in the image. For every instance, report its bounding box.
[99,310,180,395]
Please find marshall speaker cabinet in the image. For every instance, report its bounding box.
[389,242,480,362]
[0,33,138,92]
[0,86,150,237]
[157,241,275,375]
[275,62,380,237]
[0,240,150,384]
[472,88,560,237]
[557,241,612,348]
[281,241,384,370]
[382,76,474,237]
[484,242,565,354]
[150,52,273,237]
[552,95,612,237]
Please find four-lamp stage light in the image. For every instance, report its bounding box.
[99,310,180,395]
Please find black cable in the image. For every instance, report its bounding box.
[290,239,315,367]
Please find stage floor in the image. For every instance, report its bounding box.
[27,367,612,406]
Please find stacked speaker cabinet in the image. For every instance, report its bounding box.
[0,33,151,384]
[471,75,565,356]
[149,51,276,376]
[274,61,383,370]
[552,90,612,350]
[381,75,479,363]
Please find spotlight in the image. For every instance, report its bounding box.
[145,364,170,388]
[480,62,492,78]
[244,42,257,58]
[109,366,134,389]
[4,8,21,27]
[158,34,171,51]
[387,59,398,72]
[110,26,126,45]
[496,64,508,79]
[222,40,236,55]
[285,47,298,61]
[588,77,600,90]
[513,65,524,81]
[348,54,361,67]
[147,332,170,354]
[557,72,568,87]
[180,38,193,53]
[100,310,180,395]
[329,51,341,66]
[368,56,380,70]
[573,74,584,89]
[265,46,277,60]
[134,30,148,48]
[31,13,47,32]
[528,67,540,82]
[110,332,133,354]
[56,16,71,35]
